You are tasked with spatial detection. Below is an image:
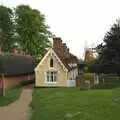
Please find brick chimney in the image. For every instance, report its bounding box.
[53,37,63,56]
[63,43,71,58]
[53,37,70,58]
[53,37,62,48]
[67,48,69,53]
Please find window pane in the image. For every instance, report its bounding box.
[54,72,57,82]
[47,76,48,82]
[51,72,54,82]
[50,59,53,67]
[47,72,49,82]
[46,71,57,82]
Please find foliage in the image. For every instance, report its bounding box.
[31,88,120,120]
[0,5,52,58]
[91,83,120,89]
[15,5,52,58]
[78,58,84,64]
[20,79,34,86]
[78,73,94,88]
[81,73,94,80]
[0,86,21,106]
[90,20,120,74]
[0,5,14,52]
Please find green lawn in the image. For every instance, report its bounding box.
[31,88,120,120]
[0,86,21,106]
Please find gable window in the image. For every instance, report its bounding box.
[50,58,53,67]
[46,71,57,83]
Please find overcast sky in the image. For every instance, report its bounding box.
[1,0,120,58]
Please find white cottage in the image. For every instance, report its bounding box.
[35,37,78,87]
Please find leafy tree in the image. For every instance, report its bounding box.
[15,5,52,58]
[0,5,14,52]
[90,20,120,74]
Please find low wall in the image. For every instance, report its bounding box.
[67,80,76,87]
[0,73,35,90]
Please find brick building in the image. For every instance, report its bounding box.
[0,54,35,95]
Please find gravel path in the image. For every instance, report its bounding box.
[0,84,34,120]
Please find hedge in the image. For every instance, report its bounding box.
[91,83,120,89]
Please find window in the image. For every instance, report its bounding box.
[50,59,53,67]
[46,71,57,83]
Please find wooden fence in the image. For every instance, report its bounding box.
[76,73,120,88]
[76,74,95,88]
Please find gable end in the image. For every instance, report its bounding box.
[35,49,68,72]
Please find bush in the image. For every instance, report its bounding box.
[81,73,94,80]
[20,80,34,86]
[79,86,89,91]
[76,73,94,88]
[91,83,120,89]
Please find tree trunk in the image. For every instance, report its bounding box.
[2,74,5,96]
[0,46,2,55]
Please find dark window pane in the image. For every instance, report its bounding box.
[51,72,54,82]
[50,59,53,67]
[54,72,57,82]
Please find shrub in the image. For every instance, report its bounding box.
[76,73,94,88]
[81,73,94,80]
[91,83,120,89]
[20,80,34,86]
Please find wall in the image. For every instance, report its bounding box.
[0,73,35,89]
[68,68,78,80]
[67,68,78,87]
[35,50,68,87]
[67,80,76,87]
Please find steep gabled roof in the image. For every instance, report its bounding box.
[54,52,78,71]
[35,48,68,72]
[0,54,36,76]
[35,38,78,72]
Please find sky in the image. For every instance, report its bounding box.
[1,0,120,58]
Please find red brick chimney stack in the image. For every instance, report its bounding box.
[67,48,69,53]
[53,37,62,49]
[53,37,70,58]
[53,37,63,57]
[62,43,69,57]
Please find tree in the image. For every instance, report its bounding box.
[90,20,120,74]
[0,5,14,52]
[15,5,52,58]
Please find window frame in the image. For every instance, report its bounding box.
[45,71,57,83]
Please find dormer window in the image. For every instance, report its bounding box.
[50,58,53,67]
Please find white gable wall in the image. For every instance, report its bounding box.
[35,49,68,87]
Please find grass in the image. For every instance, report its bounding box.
[31,88,120,120]
[0,86,21,106]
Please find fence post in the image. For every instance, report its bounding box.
[2,73,5,96]
[94,73,96,84]
[96,74,99,84]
